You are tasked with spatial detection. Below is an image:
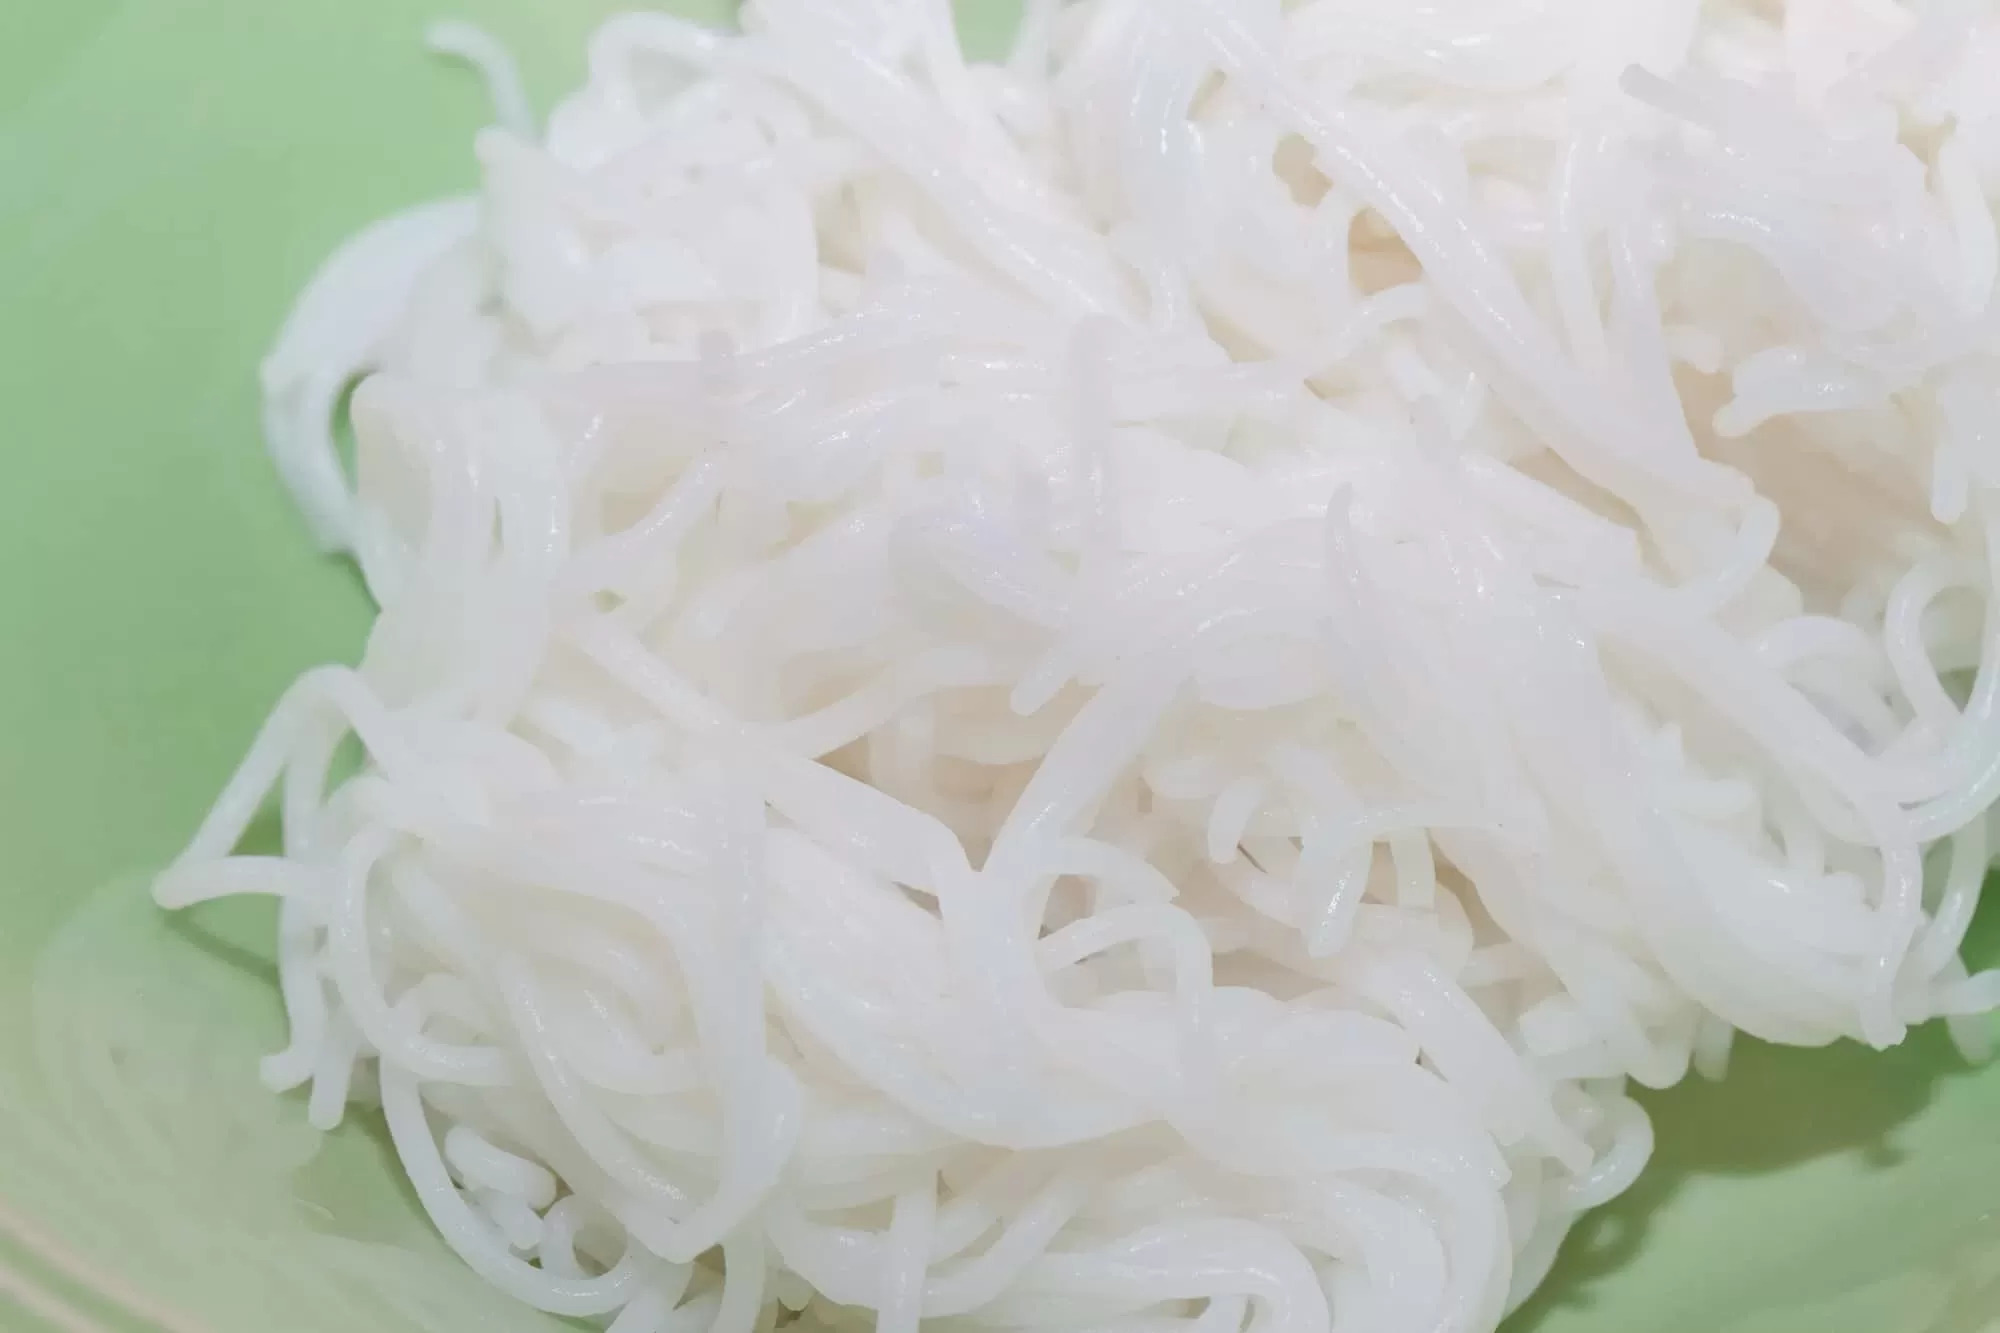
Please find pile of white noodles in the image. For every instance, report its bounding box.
[157,2,2000,1330]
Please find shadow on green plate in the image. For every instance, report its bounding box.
[1514,891,2000,1333]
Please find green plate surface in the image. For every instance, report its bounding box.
[4,3,2000,1331]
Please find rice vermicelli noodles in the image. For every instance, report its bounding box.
[157,2,2000,1330]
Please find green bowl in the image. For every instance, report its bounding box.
[7,3,2000,1330]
